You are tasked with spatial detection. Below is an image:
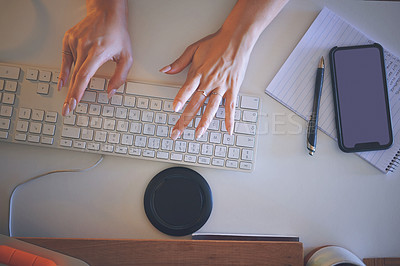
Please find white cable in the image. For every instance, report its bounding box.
[8,155,104,237]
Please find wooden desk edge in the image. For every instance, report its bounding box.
[17,237,303,266]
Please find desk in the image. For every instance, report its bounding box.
[1,0,400,260]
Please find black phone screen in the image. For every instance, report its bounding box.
[330,44,392,152]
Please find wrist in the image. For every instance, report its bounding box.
[86,0,127,20]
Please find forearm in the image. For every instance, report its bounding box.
[221,0,289,54]
[86,0,128,22]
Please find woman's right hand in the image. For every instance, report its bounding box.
[58,0,133,116]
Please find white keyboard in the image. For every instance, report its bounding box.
[0,63,260,172]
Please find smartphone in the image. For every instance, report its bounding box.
[330,43,393,152]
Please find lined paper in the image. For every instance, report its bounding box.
[265,8,400,173]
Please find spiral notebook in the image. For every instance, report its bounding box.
[265,8,400,174]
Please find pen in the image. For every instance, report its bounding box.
[307,56,325,156]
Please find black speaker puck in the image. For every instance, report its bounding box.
[144,167,212,236]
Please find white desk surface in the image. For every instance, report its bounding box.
[1,0,400,259]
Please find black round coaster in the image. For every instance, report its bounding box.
[144,167,212,236]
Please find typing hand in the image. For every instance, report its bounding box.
[58,0,133,116]
[160,30,251,140]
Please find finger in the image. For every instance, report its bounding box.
[170,91,207,140]
[195,89,224,139]
[159,43,198,74]
[107,53,133,98]
[224,92,237,135]
[173,72,201,112]
[58,34,74,91]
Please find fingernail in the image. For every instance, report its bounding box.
[108,89,117,99]
[57,79,63,91]
[62,102,70,116]
[171,128,181,140]
[69,98,77,112]
[196,127,206,140]
[229,124,234,135]
[159,65,171,73]
[174,102,182,112]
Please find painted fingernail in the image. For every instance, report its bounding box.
[62,102,70,116]
[69,98,77,112]
[57,79,63,91]
[174,102,182,112]
[171,128,181,140]
[108,89,117,99]
[196,127,206,140]
[159,65,171,73]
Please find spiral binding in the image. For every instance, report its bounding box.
[386,150,400,172]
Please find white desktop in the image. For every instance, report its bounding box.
[1,0,399,260]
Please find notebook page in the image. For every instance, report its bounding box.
[265,8,400,173]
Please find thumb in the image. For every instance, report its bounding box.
[160,43,198,74]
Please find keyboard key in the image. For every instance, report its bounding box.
[108,132,120,144]
[116,120,128,132]
[18,108,31,119]
[45,111,58,123]
[43,124,56,135]
[170,153,183,161]
[143,149,155,158]
[242,110,258,122]
[174,141,187,152]
[77,115,89,127]
[90,117,103,128]
[214,146,227,157]
[215,107,225,119]
[0,105,13,117]
[38,70,51,82]
[137,98,149,109]
[111,94,123,106]
[0,80,3,90]
[97,92,109,104]
[32,109,45,121]
[212,158,224,167]
[115,107,127,119]
[81,128,94,140]
[168,114,179,125]
[2,93,15,104]
[228,147,240,159]
[198,156,210,165]
[183,129,195,140]
[209,132,221,144]
[82,91,97,103]
[63,114,76,125]
[37,83,49,95]
[0,65,20,79]
[135,136,147,147]
[89,104,101,115]
[157,151,169,159]
[226,160,238,168]
[161,139,173,151]
[148,137,160,149]
[223,134,235,145]
[236,135,255,148]
[76,103,88,114]
[101,144,114,152]
[89,77,105,91]
[124,96,135,107]
[143,124,155,135]
[0,131,8,139]
[16,120,29,132]
[184,155,196,163]
[102,106,114,117]
[52,71,60,83]
[0,118,10,129]
[130,122,142,134]
[128,148,141,156]
[60,139,73,147]
[150,99,162,110]
[188,142,200,154]
[241,149,254,161]
[61,126,80,139]
[234,122,256,135]
[95,131,107,142]
[115,146,128,154]
[128,109,140,120]
[155,113,167,124]
[29,122,42,134]
[116,83,125,94]
[28,135,40,143]
[163,101,174,112]
[142,110,154,122]
[121,134,133,145]
[5,81,17,92]
[103,119,116,130]
[208,120,220,131]
[240,162,252,170]
[87,142,100,151]
[26,69,39,80]
[240,96,259,110]
[201,144,213,156]
[73,140,86,149]
[156,125,168,137]
[14,133,27,141]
